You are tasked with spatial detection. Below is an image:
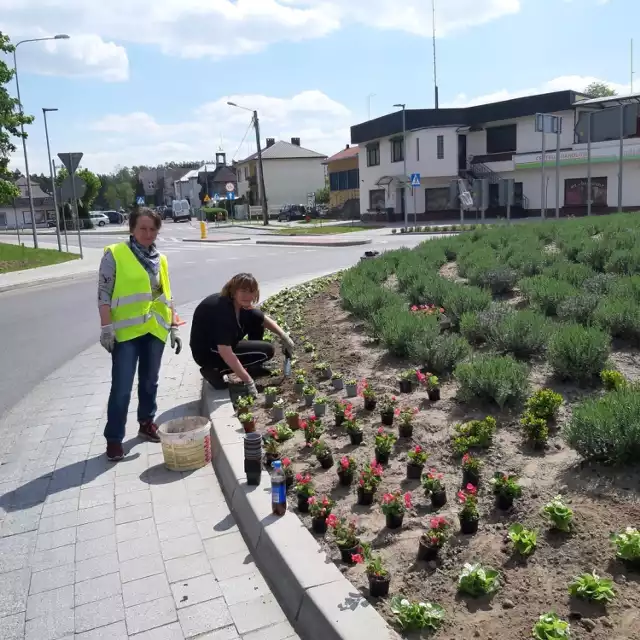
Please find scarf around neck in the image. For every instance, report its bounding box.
[129,235,160,276]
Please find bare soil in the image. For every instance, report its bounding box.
[251,281,640,639]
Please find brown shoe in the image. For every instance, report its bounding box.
[106,442,124,461]
[138,420,161,443]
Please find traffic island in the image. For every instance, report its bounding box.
[182,235,251,243]
[256,237,372,247]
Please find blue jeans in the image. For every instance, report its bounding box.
[104,334,165,444]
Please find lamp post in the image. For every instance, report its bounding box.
[42,107,62,251]
[394,103,408,229]
[13,34,70,248]
[367,93,376,120]
[227,101,269,226]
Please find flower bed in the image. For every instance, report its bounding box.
[246,215,640,638]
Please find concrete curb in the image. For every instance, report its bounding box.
[0,269,95,293]
[202,385,400,640]
[389,231,461,236]
[256,238,372,247]
[182,236,251,243]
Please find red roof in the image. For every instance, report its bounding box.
[324,146,359,164]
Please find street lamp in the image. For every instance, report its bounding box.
[13,34,70,248]
[42,107,62,252]
[393,103,408,229]
[367,93,376,120]
[227,101,269,226]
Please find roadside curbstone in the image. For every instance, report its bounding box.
[255,238,372,248]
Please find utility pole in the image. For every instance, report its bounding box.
[253,110,269,226]
[43,108,62,251]
[432,0,439,109]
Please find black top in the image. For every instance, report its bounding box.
[190,293,264,360]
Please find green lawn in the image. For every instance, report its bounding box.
[274,224,377,236]
[0,242,79,274]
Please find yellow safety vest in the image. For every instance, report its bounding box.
[107,242,173,343]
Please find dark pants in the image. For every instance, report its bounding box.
[104,334,165,444]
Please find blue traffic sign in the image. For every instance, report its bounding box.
[136,196,145,205]
[226,192,235,200]
[410,173,421,188]
[213,193,220,200]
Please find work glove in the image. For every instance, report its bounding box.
[170,326,182,355]
[245,379,258,397]
[280,332,295,355]
[100,324,116,353]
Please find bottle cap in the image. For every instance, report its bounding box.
[271,460,281,469]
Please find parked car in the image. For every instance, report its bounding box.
[277,204,317,222]
[89,212,109,227]
[103,210,124,224]
[170,200,191,222]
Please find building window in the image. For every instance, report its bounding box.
[416,137,420,161]
[564,177,608,207]
[390,138,404,163]
[436,135,444,159]
[0,212,6,227]
[329,169,360,191]
[369,189,385,210]
[366,142,380,167]
[347,168,359,189]
[425,187,453,211]
[486,124,517,154]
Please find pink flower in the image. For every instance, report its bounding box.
[382,493,394,504]
[394,407,400,416]
[439,307,445,313]
[282,457,291,467]
[299,421,308,430]
[414,445,422,454]
[411,305,418,312]
[307,496,317,505]
[403,492,413,509]
[326,514,338,528]
[377,427,385,435]
[466,483,477,495]
[351,553,364,564]
[457,490,466,503]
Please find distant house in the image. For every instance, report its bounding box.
[138,167,193,205]
[324,144,360,215]
[174,153,238,206]
[0,177,54,229]
[234,138,327,208]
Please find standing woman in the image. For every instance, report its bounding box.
[98,208,182,461]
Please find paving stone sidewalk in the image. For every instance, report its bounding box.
[0,304,296,640]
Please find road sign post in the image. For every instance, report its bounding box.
[58,152,84,259]
[410,174,421,227]
[535,114,562,220]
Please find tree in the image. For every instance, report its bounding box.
[315,186,330,204]
[0,32,34,204]
[56,166,102,216]
[584,81,617,98]
[104,181,134,209]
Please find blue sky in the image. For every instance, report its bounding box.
[1,0,635,175]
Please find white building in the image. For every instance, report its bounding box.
[351,90,640,220]
[234,138,327,208]
[0,177,54,229]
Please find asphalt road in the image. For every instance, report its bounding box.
[0,228,423,420]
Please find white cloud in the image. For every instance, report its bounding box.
[445,75,630,107]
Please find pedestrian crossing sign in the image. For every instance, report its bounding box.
[410,173,421,188]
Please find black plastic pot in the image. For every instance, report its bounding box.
[297,494,310,513]
[304,395,314,408]
[428,389,441,402]
[349,431,363,446]
[386,513,404,529]
[417,540,440,561]
[264,453,280,468]
[246,472,261,486]
[332,379,344,391]
[293,383,305,395]
[380,411,394,426]
[406,463,423,480]
[431,490,447,509]
[459,516,479,535]
[496,493,514,510]
[399,379,414,394]
[364,398,377,411]
[339,544,361,564]
[338,471,353,486]
[285,474,294,489]
[318,454,334,470]
[265,394,277,408]
[368,575,390,598]
[398,424,413,438]
[335,415,345,428]
[462,469,480,487]
[357,487,375,506]
[346,384,358,398]
[311,517,328,534]
[375,450,390,465]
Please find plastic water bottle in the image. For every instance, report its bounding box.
[271,460,287,516]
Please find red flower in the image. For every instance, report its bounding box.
[382,493,394,504]
[439,307,445,313]
[299,421,308,430]
[326,514,338,528]
[404,492,413,509]
[466,483,477,495]
[414,445,422,454]
[457,490,467,503]
[411,305,418,312]
[351,553,364,564]
[282,457,291,467]
[377,427,385,435]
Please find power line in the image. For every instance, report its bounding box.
[232,116,255,161]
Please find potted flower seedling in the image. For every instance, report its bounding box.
[520,411,549,450]
[239,412,256,434]
[532,613,571,640]
[353,543,390,598]
[327,515,360,563]
[389,596,445,632]
[337,455,357,486]
[235,394,254,414]
[314,361,332,380]
[457,562,501,597]
[374,428,397,465]
[491,472,522,510]
[293,374,306,396]
[345,377,358,398]
[381,490,412,529]
[301,416,323,445]
[313,439,334,469]
[398,369,418,394]
[267,422,294,443]
[331,372,344,391]
[421,468,447,509]
[333,400,352,427]
[303,341,314,353]
[406,445,429,480]
[263,437,281,468]
[295,473,315,512]
[610,527,640,570]
[398,407,419,438]
[285,409,300,430]
[418,516,450,561]
[264,386,278,408]
[508,524,538,557]
[282,456,294,489]
[379,395,398,426]
[457,484,480,534]
[308,495,335,534]
[542,495,573,533]
[359,379,377,411]
[425,374,440,401]
[357,460,384,505]
[344,415,364,446]
[313,395,328,418]
[461,453,482,487]
[271,398,285,421]
[303,384,316,408]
